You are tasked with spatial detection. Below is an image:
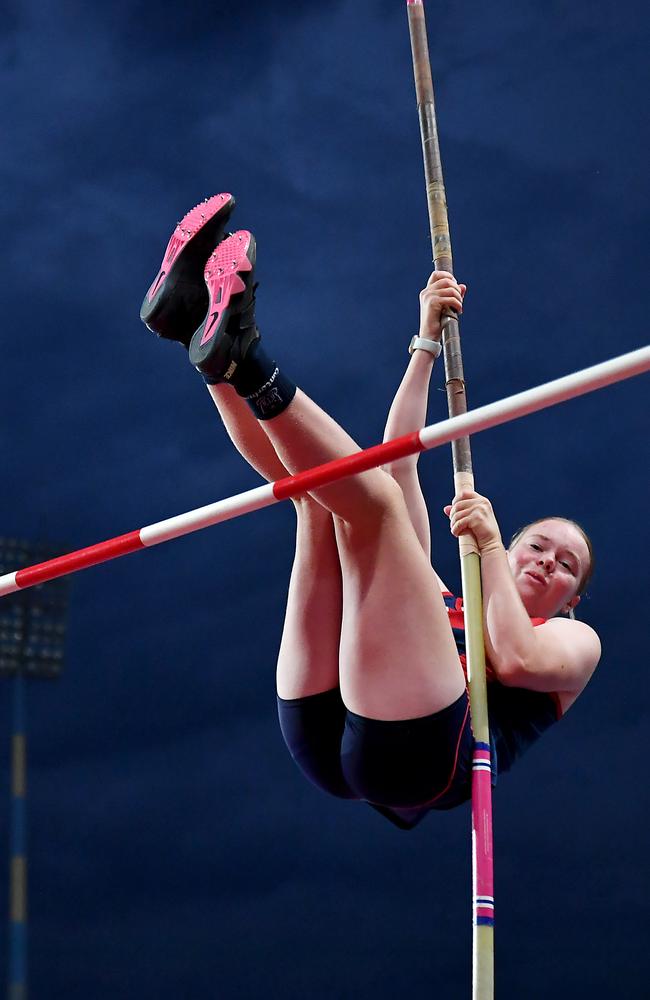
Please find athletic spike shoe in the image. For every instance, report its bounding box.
[140,193,235,347]
[188,230,259,383]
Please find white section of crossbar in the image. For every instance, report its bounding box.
[140,484,276,546]
[419,345,650,450]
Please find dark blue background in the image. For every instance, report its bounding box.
[1,1,648,996]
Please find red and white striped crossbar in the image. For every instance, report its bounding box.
[1,345,648,597]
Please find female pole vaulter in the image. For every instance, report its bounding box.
[141,194,601,829]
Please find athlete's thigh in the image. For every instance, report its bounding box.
[333,506,465,721]
[276,500,343,700]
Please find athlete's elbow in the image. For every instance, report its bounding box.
[497,653,570,692]
[382,456,418,480]
[490,654,530,687]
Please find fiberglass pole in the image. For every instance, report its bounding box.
[405,2,494,996]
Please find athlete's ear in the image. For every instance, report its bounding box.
[565,594,581,615]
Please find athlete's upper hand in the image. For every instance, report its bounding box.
[419,271,467,341]
[443,490,503,554]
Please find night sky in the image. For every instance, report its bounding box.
[1,1,649,997]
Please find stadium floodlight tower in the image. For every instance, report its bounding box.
[0,539,69,1000]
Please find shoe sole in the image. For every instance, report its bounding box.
[140,193,235,341]
[188,231,256,380]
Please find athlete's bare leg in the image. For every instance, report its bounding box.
[204,260,465,721]
[257,389,466,721]
[276,496,342,699]
[208,384,342,699]
[143,210,461,714]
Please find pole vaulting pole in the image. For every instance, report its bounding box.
[405,1,493,995]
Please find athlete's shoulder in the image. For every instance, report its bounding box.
[497,617,600,696]
[541,616,600,648]
[535,617,601,683]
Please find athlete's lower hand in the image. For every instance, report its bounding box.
[419,271,467,341]
[443,490,503,554]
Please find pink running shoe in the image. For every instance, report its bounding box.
[140,193,235,346]
[188,230,259,383]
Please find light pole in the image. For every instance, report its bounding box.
[0,539,69,1000]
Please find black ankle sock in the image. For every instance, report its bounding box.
[231,340,297,421]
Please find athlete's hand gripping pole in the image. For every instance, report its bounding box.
[406,2,494,997]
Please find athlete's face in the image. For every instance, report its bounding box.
[507,519,590,618]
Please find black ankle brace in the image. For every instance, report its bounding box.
[200,339,296,418]
[233,340,296,420]
[245,365,297,420]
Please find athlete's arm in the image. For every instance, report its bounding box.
[382,271,465,579]
[445,491,601,693]
[479,543,601,693]
[501,617,601,693]
[382,354,435,561]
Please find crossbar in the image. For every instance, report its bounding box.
[0,345,647,597]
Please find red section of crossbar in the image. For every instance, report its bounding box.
[272,430,424,500]
[14,531,144,589]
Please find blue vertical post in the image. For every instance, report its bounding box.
[8,672,27,1000]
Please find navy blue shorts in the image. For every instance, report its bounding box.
[277,687,475,828]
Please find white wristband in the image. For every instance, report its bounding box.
[408,336,442,358]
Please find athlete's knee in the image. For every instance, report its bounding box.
[291,494,332,523]
[335,471,409,531]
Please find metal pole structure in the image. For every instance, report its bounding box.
[0,346,647,600]
[0,540,69,1000]
[405,0,490,992]
[8,674,27,1000]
